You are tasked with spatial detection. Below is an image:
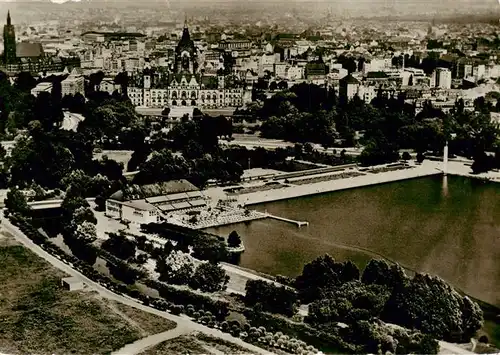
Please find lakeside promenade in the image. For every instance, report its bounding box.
[236,161,443,206]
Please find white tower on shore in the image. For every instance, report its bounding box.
[443,133,457,175]
[443,141,449,175]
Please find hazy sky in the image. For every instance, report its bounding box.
[0,0,499,17]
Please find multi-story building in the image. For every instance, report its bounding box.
[431,67,452,89]
[219,39,252,51]
[126,21,246,110]
[61,68,85,96]
[339,74,361,101]
[286,66,304,80]
[99,77,121,94]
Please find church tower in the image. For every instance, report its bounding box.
[174,16,197,74]
[3,11,17,64]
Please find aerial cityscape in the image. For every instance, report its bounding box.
[0,0,499,354]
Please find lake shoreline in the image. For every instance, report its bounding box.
[236,162,442,206]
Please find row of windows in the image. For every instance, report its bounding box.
[170,84,199,88]
[107,205,120,212]
[130,93,241,99]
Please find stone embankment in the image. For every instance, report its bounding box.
[237,162,441,206]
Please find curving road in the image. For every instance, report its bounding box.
[438,341,474,354]
[0,215,272,355]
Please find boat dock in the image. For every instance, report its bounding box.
[263,213,309,227]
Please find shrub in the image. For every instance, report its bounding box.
[244,308,355,353]
[227,230,242,248]
[229,320,241,329]
[231,325,240,337]
[189,262,229,292]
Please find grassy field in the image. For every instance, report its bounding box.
[109,301,177,336]
[140,332,252,355]
[0,236,174,354]
[93,150,133,172]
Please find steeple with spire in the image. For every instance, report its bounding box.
[3,10,17,64]
[174,14,197,74]
[179,14,192,46]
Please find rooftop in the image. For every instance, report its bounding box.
[341,74,360,85]
[81,31,146,38]
[16,42,44,58]
[62,276,82,285]
[121,200,156,211]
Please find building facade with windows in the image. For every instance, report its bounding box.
[126,21,246,109]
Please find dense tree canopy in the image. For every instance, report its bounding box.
[9,130,75,188]
[133,148,243,188]
[254,82,499,168]
[101,233,137,260]
[4,188,30,215]
[295,254,360,303]
[383,273,483,341]
[245,279,298,316]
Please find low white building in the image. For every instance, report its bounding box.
[121,200,159,225]
[105,180,204,224]
[62,276,84,291]
[31,82,53,97]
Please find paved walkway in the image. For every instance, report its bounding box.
[0,215,272,355]
[112,326,191,355]
[238,162,441,205]
[438,341,475,354]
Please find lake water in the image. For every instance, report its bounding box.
[206,175,500,307]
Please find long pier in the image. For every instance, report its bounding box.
[264,213,309,227]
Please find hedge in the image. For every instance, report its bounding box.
[244,308,356,353]
[144,279,230,320]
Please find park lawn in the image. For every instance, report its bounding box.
[480,320,500,350]
[140,334,207,355]
[0,241,144,354]
[110,300,177,335]
[140,332,252,355]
